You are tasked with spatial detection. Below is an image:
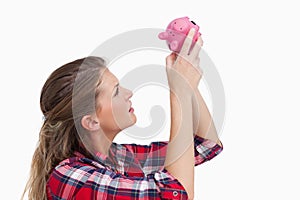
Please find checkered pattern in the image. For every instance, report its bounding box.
[46,135,223,199]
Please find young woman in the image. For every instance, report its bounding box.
[23,29,223,200]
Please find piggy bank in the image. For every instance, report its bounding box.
[158,16,201,52]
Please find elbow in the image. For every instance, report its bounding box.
[187,182,195,199]
[188,192,194,200]
[186,187,194,200]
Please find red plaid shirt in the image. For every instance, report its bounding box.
[46,135,223,199]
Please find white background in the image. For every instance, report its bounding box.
[1,0,299,199]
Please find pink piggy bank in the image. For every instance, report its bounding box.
[158,16,201,52]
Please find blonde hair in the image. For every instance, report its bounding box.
[22,56,106,200]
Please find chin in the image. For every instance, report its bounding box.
[129,114,137,126]
[132,114,137,122]
[126,113,137,128]
[118,115,137,130]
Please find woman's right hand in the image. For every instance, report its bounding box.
[166,29,204,96]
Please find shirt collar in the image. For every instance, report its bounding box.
[74,142,120,167]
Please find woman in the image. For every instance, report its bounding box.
[23,29,223,200]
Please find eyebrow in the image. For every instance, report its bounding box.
[113,83,119,95]
[114,83,119,89]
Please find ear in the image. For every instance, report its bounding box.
[158,32,168,40]
[81,114,100,132]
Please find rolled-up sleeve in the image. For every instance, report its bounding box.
[75,167,188,199]
[194,135,223,166]
[122,135,223,169]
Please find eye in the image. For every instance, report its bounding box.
[114,86,119,96]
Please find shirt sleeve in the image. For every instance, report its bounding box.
[121,135,223,169]
[47,165,189,200]
[193,135,223,166]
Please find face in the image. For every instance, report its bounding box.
[95,69,136,135]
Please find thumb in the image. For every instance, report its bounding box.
[166,52,177,68]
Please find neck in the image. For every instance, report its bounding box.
[88,130,118,156]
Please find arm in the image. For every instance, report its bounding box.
[163,29,204,200]
[165,91,195,199]
[192,88,222,146]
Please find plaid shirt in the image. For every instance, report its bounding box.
[46,135,223,200]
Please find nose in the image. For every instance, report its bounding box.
[125,88,133,100]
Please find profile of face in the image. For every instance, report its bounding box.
[97,69,137,132]
[81,68,136,138]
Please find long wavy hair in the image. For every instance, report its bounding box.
[22,56,106,200]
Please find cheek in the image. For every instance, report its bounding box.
[97,101,115,127]
[100,110,123,132]
[112,100,126,116]
[100,100,125,125]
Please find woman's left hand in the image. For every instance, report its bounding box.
[166,29,204,92]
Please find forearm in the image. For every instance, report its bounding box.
[165,91,194,199]
[192,89,222,146]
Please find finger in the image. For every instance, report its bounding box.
[190,35,203,57]
[166,53,177,68]
[195,57,200,68]
[171,51,178,59]
[179,28,195,55]
[194,58,203,75]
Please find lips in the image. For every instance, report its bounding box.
[128,101,133,112]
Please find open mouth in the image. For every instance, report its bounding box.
[129,107,134,113]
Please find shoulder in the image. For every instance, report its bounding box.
[48,156,104,184]
[46,155,113,196]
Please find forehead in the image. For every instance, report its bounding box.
[103,69,118,83]
[99,69,118,93]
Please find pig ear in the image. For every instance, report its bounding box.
[158,32,168,39]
